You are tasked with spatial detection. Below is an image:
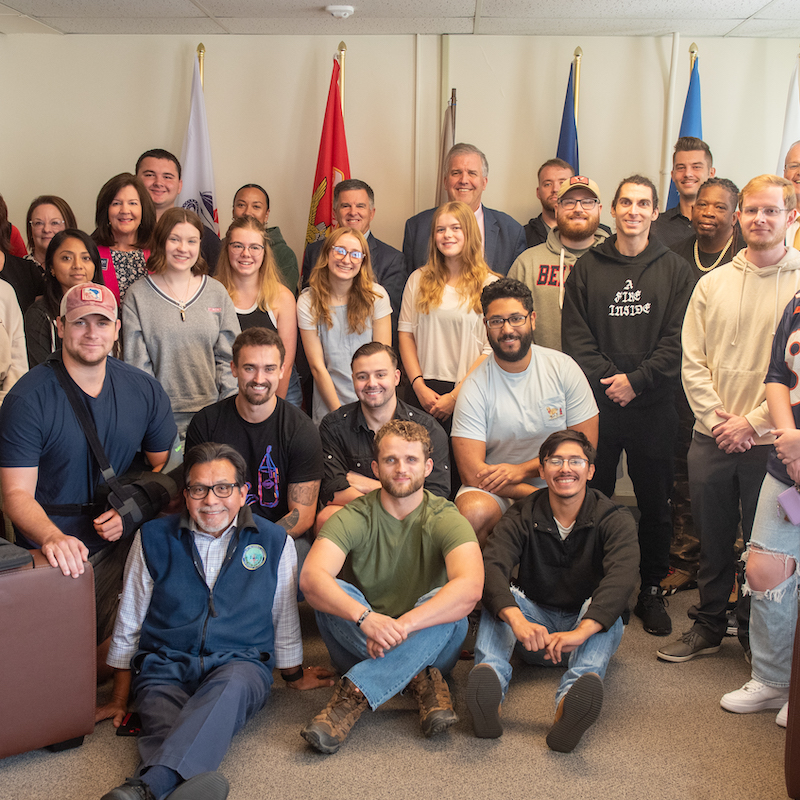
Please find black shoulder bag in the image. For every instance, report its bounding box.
[48,358,176,538]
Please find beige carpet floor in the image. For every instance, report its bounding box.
[0,588,788,800]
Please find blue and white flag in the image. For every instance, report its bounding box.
[667,59,702,209]
[556,64,579,174]
[176,55,219,234]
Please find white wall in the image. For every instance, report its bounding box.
[0,33,796,259]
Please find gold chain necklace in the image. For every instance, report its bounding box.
[694,236,733,273]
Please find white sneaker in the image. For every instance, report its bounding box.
[720,679,790,713]
[776,701,789,728]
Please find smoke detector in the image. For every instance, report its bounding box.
[326,5,354,19]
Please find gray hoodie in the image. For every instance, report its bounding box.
[508,225,609,351]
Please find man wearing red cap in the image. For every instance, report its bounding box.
[0,282,176,674]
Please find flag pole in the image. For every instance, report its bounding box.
[197,43,205,90]
[451,88,457,136]
[689,42,698,72]
[573,47,582,127]
[338,41,347,118]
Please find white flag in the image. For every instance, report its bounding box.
[176,56,219,234]
[777,60,800,175]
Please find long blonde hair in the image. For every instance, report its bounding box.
[216,215,281,312]
[416,201,492,315]
[308,227,379,333]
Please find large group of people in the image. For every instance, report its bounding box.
[1,136,800,800]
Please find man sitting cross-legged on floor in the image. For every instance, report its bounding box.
[466,429,639,752]
[299,419,483,754]
[97,443,333,800]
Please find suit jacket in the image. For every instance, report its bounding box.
[301,232,406,348]
[402,205,527,277]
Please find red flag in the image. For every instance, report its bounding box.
[306,56,350,248]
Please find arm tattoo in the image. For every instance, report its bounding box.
[276,508,300,532]
[288,480,320,506]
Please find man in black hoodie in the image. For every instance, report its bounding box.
[561,175,694,637]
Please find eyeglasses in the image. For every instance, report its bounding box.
[229,242,265,255]
[559,198,599,211]
[785,162,800,172]
[740,206,786,218]
[485,313,531,329]
[331,245,364,261]
[30,219,65,231]
[544,457,588,468]
[186,483,240,500]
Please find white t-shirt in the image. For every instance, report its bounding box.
[398,269,498,383]
[451,346,598,484]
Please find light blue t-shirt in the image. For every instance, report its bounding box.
[451,346,597,485]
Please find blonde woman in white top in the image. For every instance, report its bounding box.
[399,200,499,433]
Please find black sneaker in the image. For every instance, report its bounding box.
[634,585,672,636]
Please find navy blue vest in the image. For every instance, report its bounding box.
[132,507,287,691]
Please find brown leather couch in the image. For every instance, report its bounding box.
[0,549,95,759]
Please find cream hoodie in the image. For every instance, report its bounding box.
[682,246,800,442]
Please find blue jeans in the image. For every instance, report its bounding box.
[474,586,624,710]
[745,473,800,688]
[315,580,467,710]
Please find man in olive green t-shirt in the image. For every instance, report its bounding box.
[299,419,483,754]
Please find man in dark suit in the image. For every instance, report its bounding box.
[402,143,527,277]
[301,179,405,348]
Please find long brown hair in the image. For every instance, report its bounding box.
[215,215,281,311]
[417,201,492,315]
[307,227,379,333]
[146,207,207,276]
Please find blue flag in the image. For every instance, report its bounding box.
[556,64,579,173]
[667,59,703,209]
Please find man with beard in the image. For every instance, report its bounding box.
[299,420,483,753]
[658,174,800,663]
[316,342,450,531]
[652,137,716,248]
[0,283,176,675]
[466,430,638,751]
[509,176,609,350]
[523,158,575,247]
[672,178,743,280]
[451,278,598,546]
[186,327,322,543]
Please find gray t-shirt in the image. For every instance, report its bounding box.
[451,346,597,485]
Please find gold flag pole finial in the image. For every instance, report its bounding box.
[573,46,582,127]
[338,41,347,118]
[689,42,698,71]
[197,43,205,90]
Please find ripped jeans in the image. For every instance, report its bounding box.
[745,473,800,687]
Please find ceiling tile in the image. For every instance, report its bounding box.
[38,16,228,33]
[6,0,203,17]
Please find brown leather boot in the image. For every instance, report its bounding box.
[407,666,458,737]
[301,677,369,754]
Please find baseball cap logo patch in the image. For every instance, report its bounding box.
[81,286,103,303]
